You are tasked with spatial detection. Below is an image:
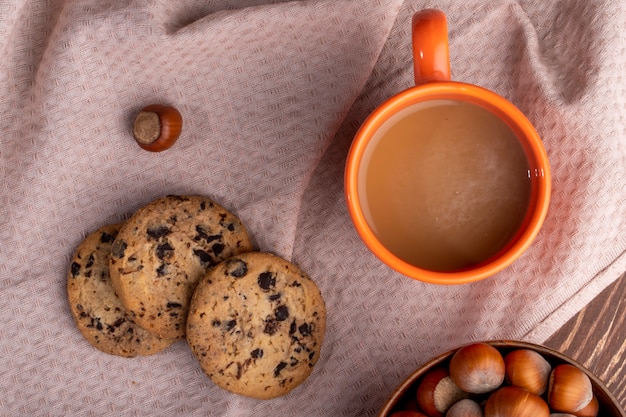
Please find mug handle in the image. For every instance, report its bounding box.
[412,9,451,84]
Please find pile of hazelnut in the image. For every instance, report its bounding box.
[390,342,599,417]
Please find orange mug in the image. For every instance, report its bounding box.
[344,9,551,284]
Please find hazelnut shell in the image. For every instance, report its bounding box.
[485,386,550,417]
[416,367,468,417]
[547,364,594,414]
[133,104,182,152]
[449,343,505,394]
[504,349,551,395]
[446,398,484,417]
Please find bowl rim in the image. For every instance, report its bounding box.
[378,339,625,417]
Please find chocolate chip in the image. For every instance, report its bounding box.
[299,323,312,336]
[212,319,221,327]
[85,254,95,269]
[251,348,264,359]
[193,249,213,264]
[111,240,127,258]
[194,225,221,244]
[236,360,249,380]
[225,319,236,331]
[289,320,297,335]
[212,243,225,256]
[273,361,287,377]
[264,317,279,335]
[108,318,126,332]
[226,259,248,278]
[100,231,115,243]
[147,226,171,240]
[214,220,233,232]
[258,272,276,291]
[156,242,174,260]
[268,293,281,301]
[70,262,81,277]
[275,305,289,321]
[156,264,167,276]
[90,317,103,331]
[166,302,182,309]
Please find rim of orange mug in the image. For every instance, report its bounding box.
[345,82,551,285]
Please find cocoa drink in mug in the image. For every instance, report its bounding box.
[345,9,551,284]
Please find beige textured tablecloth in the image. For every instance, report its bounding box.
[2,0,625,415]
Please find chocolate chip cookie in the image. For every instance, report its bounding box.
[186,252,326,399]
[109,195,253,340]
[67,223,176,357]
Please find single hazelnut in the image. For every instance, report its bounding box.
[416,367,469,417]
[446,399,484,417]
[449,343,505,394]
[484,386,550,417]
[133,104,182,152]
[547,364,593,414]
[504,349,551,395]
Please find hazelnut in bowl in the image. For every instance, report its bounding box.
[379,340,625,417]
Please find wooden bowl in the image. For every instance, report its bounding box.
[379,340,625,417]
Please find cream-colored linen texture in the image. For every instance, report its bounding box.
[1,0,624,415]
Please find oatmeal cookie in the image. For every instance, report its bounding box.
[109,195,253,339]
[67,223,176,357]
[186,252,326,399]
